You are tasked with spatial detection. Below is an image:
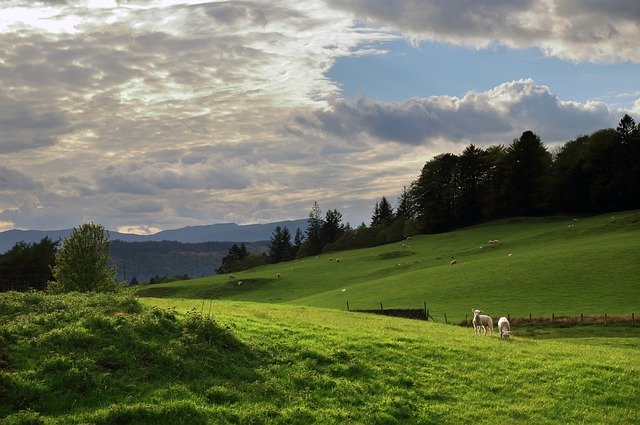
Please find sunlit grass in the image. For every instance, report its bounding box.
[2,292,639,424]
[135,210,640,322]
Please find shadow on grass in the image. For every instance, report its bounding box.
[0,292,278,424]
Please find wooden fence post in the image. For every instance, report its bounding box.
[633,313,635,326]
[444,313,448,324]
[552,313,555,324]
[347,301,350,311]
[580,313,583,325]
[529,313,532,323]
[380,303,383,311]
[465,314,468,326]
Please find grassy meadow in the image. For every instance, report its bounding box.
[136,210,640,322]
[1,292,639,424]
[2,210,639,424]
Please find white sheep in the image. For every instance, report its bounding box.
[498,316,511,339]
[472,309,493,336]
[450,259,457,265]
[237,280,243,286]
[277,273,281,278]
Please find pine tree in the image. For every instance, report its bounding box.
[303,201,324,256]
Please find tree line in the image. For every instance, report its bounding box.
[263,115,640,264]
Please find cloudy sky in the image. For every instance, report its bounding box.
[1,0,639,234]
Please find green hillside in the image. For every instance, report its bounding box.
[135,210,640,322]
[2,292,639,424]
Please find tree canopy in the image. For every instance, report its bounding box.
[48,223,117,293]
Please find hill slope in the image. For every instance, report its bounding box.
[2,292,638,424]
[135,211,640,322]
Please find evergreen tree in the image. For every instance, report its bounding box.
[321,209,344,247]
[267,226,293,263]
[293,227,305,254]
[302,201,325,256]
[504,131,552,216]
[371,196,393,227]
[395,186,412,221]
[457,144,489,225]
[216,243,250,274]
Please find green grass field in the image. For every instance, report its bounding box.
[2,292,639,424]
[2,211,639,424]
[136,210,640,322]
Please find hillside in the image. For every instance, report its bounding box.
[109,240,269,282]
[1,292,639,424]
[135,211,640,322]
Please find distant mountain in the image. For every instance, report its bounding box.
[0,219,307,254]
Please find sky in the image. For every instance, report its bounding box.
[1,0,639,234]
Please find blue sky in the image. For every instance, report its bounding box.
[0,1,639,233]
[330,40,640,109]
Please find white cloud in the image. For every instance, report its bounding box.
[291,79,619,146]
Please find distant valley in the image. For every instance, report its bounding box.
[0,219,306,282]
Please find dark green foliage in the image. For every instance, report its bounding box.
[0,237,57,292]
[371,196,394,227]
[216,244,266,274]
[300,201,324,256]
[404,118,640,235]
[49,223,117,293]
[267,226,294,264]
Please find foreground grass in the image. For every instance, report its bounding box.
[3,291,638,424]
[134,211,640,322]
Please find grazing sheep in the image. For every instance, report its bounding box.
[237,281,243,286]
[488,240,500,244]
[498,317,511,339]
[472,309,493,336]
[277,273,281,278]
[229,275,235,279]
[450,259,457,265]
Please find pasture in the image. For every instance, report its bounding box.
[2,211,639,423]
[2,292,639,424]
[136,211,640,322]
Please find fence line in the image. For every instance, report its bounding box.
[346,302,637,327]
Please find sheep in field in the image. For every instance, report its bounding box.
[498,317,511,339]
[472,309,493,335]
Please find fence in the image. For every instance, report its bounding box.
[346,302,434,321]
[458,313,638,327]
[346,302,637,327]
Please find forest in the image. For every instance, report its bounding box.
[261,114,640,264]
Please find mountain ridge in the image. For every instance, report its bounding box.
[0,219,307,253]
